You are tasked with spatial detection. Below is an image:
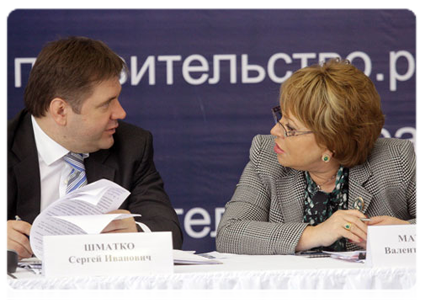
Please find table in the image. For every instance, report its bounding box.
[7,251,415,289]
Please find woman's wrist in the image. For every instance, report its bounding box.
[295,225,320,252]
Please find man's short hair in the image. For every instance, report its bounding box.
[24,36,126,117]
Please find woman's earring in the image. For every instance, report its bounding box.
[322,154,330,163]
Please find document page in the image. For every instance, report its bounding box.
[173,250,222,265]
[322,251,366,263]
[30,179,132,259]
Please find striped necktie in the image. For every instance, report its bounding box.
[64,152,88,194]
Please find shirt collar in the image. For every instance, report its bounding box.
[31,115,89,165]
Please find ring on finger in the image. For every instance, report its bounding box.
[344,223,352,231]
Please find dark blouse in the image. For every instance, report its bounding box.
[303,166,349,251]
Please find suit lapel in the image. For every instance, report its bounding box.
[10,114,41,224]
[10,111,117,223]
[275,169,306,222]
[84,149,116,183]
[348,161,373,214]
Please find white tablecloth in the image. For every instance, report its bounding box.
[8,252,416,289]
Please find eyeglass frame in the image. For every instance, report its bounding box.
[271,106,314,137]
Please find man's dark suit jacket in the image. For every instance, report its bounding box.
[8,109,183,249]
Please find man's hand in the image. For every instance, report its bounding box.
[101,209,138,233]
[7,220,33,259]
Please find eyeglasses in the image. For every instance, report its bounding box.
[271,106,314,137]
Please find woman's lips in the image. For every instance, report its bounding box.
[274,143,285,154]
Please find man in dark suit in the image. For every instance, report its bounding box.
[8,36,183,258]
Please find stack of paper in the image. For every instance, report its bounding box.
[173,250,222,265]
[30,179,134,260]
[322,251,366,263]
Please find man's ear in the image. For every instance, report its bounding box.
[49,98,70,126]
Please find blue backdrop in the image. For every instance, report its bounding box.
[7,9,416,253]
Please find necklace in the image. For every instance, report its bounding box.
[316,174,336,191]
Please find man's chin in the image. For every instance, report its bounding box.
[88,137,115,152]
[100,136,115,150]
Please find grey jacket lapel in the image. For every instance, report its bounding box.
[275,160,373,222]
[348,160,373,214]
[275,169,306,222]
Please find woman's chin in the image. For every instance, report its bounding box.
[276,155,289,167]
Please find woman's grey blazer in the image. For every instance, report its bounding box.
[216,135,416,255]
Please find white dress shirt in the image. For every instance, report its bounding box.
[31,115,83,211]
[31,116,151,232]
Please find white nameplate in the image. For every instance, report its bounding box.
[366,224,416,268]
[43,232,173,277]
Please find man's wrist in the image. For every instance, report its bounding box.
[135,222,151,233]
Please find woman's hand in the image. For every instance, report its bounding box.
[367,216,409,226]
[346,216,409,249]
[296,209,368,251]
